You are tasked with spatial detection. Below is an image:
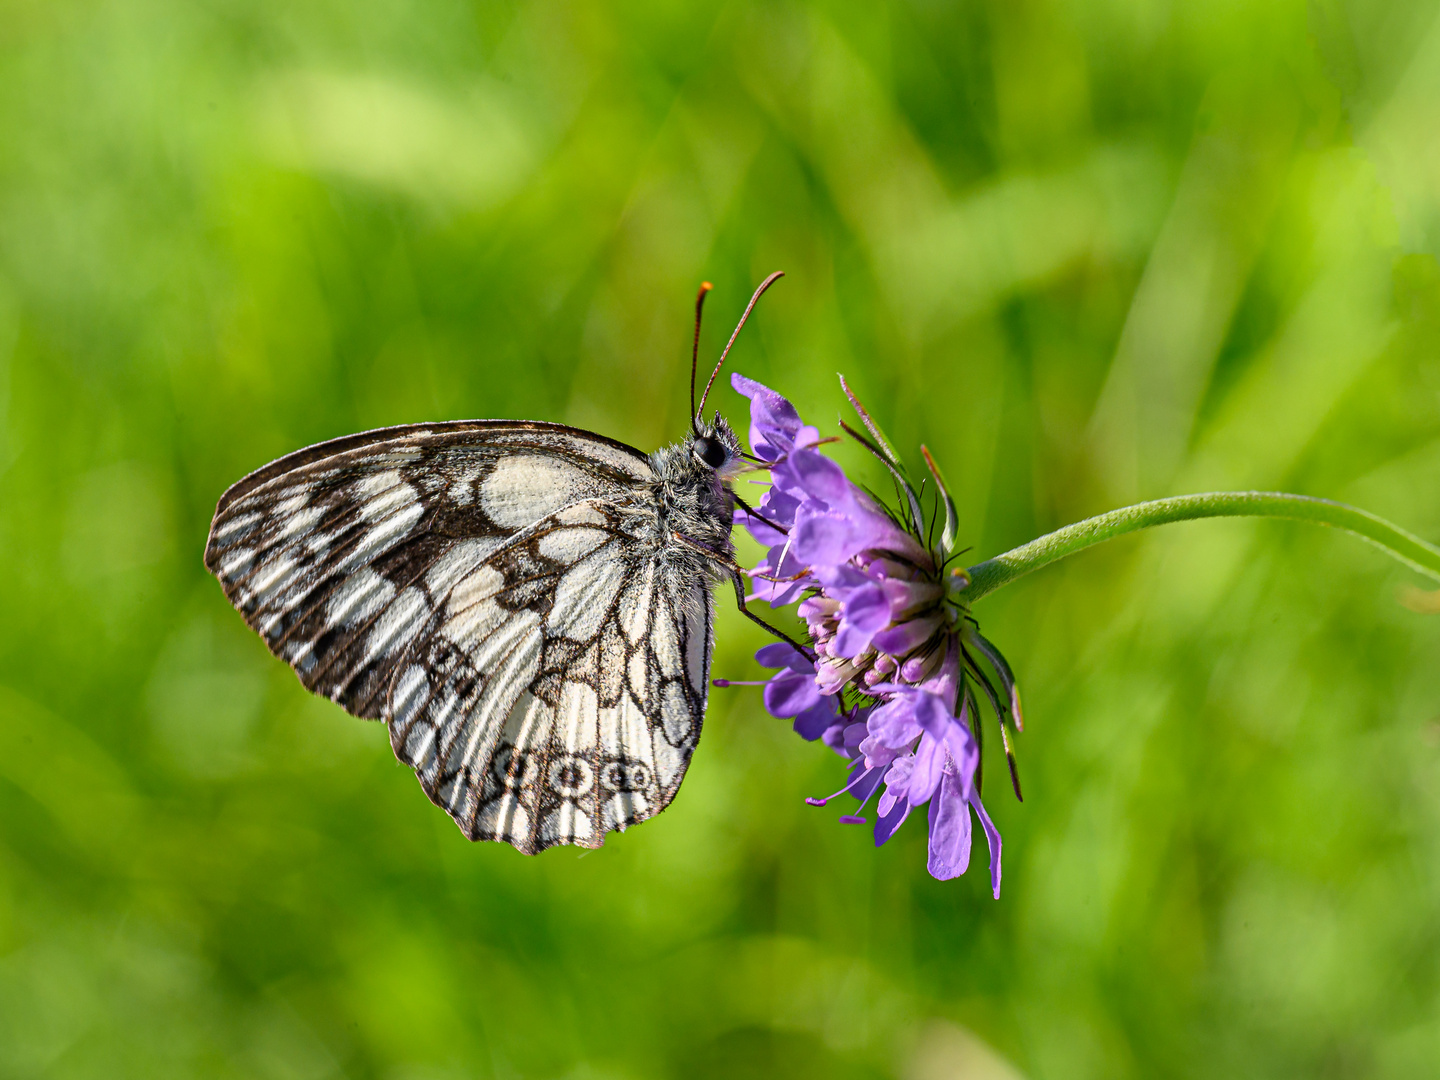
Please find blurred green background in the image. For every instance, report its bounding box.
[4,0,1440,1076]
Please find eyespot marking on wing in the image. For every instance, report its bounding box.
[547,757,594,799]
[205,420,720,856]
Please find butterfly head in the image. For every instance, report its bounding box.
[689,413,744,478]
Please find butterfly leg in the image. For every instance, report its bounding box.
[731,492,789,535]
[670,530,814,660]
[728,571,815,661]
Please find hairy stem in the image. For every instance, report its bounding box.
[963,492,1440,603]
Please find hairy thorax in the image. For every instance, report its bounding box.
[623,435,736,589]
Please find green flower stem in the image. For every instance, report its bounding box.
[963,492,1440,604]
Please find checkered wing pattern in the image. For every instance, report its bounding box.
[205,421,713,853]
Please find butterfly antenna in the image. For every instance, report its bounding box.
[695,270,784,419]
[689,281,713,434]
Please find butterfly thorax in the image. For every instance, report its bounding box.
[639,415,741,583]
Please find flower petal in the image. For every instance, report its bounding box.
[821,721,851,755]
[758,487,801,527]
[833,582,892,658]
[812,563,874,593]
[944,720,979,799]
[789,449,852,504]
[736,507,786,546]
[873,795,911,846]
[763,575,813,609]
[755,642,811,673]
[732,373,802,461]
[880,578,944,613]
[848,759,885,803]
[907,732,946,805]
[969,788,1003,899]
[926,767,974,881]
[790,509,875,566]
[909,692,978,796]
[867,696,923,748]
[832,624,871,660]
[871,613,943,656]
[843,583,891,630]
[792,698,839,740]
[909,689,955,739]
[764,670,821,718]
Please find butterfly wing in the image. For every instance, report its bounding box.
[387,501,713,852]
[205,421,712,852]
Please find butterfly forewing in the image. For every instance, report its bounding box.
[205,421,713,853]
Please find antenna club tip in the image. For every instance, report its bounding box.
[699,281,713,291]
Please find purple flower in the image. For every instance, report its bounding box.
[929,767,1003,887]
[733,377,957,700]
[732,374,819,463]
[717,373,1025,895]
[754,642,844,743]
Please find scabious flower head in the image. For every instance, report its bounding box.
[722,374,1025,894]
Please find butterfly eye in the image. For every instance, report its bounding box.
[693,436,728,469]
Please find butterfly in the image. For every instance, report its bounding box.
[204,274,796,854]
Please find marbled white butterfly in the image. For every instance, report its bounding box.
[205,275,795,854]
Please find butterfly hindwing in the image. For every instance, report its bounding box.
[387,504,713,852]
[205,420,714,853]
